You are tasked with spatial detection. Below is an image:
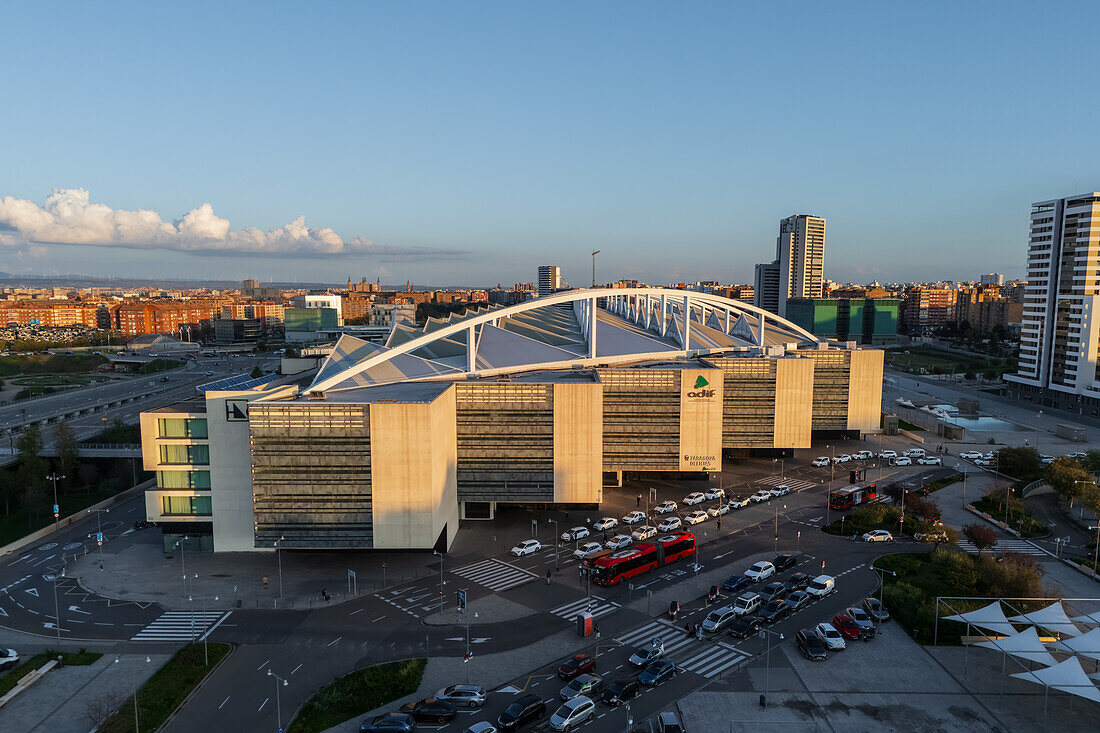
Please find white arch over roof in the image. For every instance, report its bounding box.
[308,286,822,393]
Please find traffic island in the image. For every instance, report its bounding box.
[287,658,425,733]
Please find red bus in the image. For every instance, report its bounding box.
[583,531,696,586]
[829,483,878,511]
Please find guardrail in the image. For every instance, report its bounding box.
[1020,478,1049,498]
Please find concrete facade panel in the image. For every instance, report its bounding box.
[773,358,814,447]
[553,382,603,503]
[846,349,884,432]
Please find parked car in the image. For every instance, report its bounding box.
[548,696,596,731]
[832,614,863,642]
[722,574,754,594]
[862,530,893,543]
[628,642,664,668]
[892,456,912,466]
[772,484,791,497]
[573,542,604,560]
[814,622,846,651]
[684,492,706,505]
[744,561,775,582]
[960,450,983,459]
[705,488,725,500]
[785,572,811,592]
[732,592,763,616]
[759,581,788,603]
[0,648,19,671]
[846,607,876,638]
[465,723,499,733]
[622,511,646,525]
[562,526,590,542]
[975,458,996,467]
[773,553,798,571]
[497,693,546,731]
[853,450,873,460]
[605,534,632,550]
[806,575,835,597]
[708,503,730,518]
[863,597,891,622]
[657,516,683,532]
[914,530,950,543]
[702,605,737,633]
[510,539,541,557]
[878,450,898,459]
[759,599,790,624]
[683,510,708,526]
[728,496,751,510]
[796,628,828,661]
[399,698,457,724]
[811,456,830,467]
[750,489,773,503]
[654,501,677,514]
[918,456,941,465]
[833,454,852,464]
[728,614,762,639]
[560,673,602,700]
[657,711,686,733]
[593,517,619,531]
[600,679,640,706]
[784,590,812,612]
[435,684,487,708]
[558,653,595,680]
[631,525,657,541]
[359,712,416,732]
[639,659,677,687]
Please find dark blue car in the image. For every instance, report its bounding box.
[639,659,676,687]
[723,575,753,594]
[360,712,416,732]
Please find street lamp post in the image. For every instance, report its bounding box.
[899,489,908,537]
[546,519,560,570]
[773,504,786,553]
[433,551,445,611]
[758,628,784,707]
[1004,485,1013,529]
[51,560,67,643]
[826,444,835,526]
[88,507,109,566]
[115,655,151,733]
[267,669,288,733]
[275,535,285,599]
[190,594,220,664]
[47,472,65,533]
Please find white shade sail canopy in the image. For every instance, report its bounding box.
[1049,627,1100,662]
[1009,601,1082,637]
[976,627,1056,666]
[943,601,1017,636]
[1072,611,1100,626]
[1011,657,1100,703]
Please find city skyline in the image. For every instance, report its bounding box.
[2,3,1097,285]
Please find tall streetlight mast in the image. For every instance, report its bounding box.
[591,250,600,288]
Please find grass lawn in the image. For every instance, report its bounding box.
[971,494,1047,537]
[876,550,1045,645]
[11,374,94,386]
[288,658,426,733]
[915,473,964,494]
[0,353,108,378]
[99,643,230,733]
[0,484,131,548]
[0,649,102,696]
[822,502,924,537]
[884,345,999,375]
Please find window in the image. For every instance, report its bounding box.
[156,471,211,490]
[157,418,208,439]
[161,495,212,516]
[158,444,210,465]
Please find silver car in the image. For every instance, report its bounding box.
[560,673,602,700]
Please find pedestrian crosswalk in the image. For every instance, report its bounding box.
[957,539,1049,557]
[451,559,538,592]
[615,619,748,678]
[549,596,620,621]
[755,476,816,491]
[130,610,229,642]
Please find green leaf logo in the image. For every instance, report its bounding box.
[693,375,709,389]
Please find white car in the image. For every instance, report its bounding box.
[744,561,775,582]
[893,456,912,466]
[510,539,541,557]
[622,511,646,525]
[684,492,706,505]
[605,534,632,550]
[815,622,847,650]
[833,454,852,464]
[878,450,898,459]
[549,696,595,731]
[707,503,729,518]
[750,490,773,503]
[0,648,18,671]
[728,496,751,510]
[853,450,874,460]
[772,484,791,497]
[654,501,677,514]
[657,516,683,532]
[862,529,893,542]
[562,526,590,542]
[705,488,725,500]
[593,517,619,531]
[465,723,498,733]
[573,542,604,560]
[960,450,983,460]
[811,456,830,467]
[684,510,708,526]
[631,525,657,541]
[918,456,942,465]
[975,458,996,467]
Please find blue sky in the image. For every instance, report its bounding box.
[1,1,1097,286]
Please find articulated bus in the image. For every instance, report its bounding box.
[828,483,878,511]
[582,531,696,586]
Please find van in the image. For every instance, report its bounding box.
[807,575,835,597]
[732,592,762,616]
[903,448,926,458]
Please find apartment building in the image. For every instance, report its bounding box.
[0,302,99,327]
[755,214,826,317]
[537,265,562,297]
[901,287,957,334]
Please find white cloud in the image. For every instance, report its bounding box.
[0,188,461,258]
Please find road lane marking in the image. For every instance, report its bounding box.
[257,697,268,712]
[327,636,342,646]
[291,663,302,675]
[257,659,270,671]
[219,696,230,710]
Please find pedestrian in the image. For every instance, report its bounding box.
[585,516,591,528]
[685,621,692,638]
[594,621,600,638]
[262,576,268,589]
[603,532,608,543]
[695,624,702,640]
[546,568,552,585]
[717,518,721,531]
[637,494,641,507]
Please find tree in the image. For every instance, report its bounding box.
[15,425,48,517]
[1085,449,1100,475]
[54,420,79,488]
[1046,457,1094,503]
[962,523,997,556]
[250,365,264,379]
[997,446,1041,481]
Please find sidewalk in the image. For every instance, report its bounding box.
[0,652,171,733]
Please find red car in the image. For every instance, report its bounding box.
[832,614,862,642]
[558,653,596,680]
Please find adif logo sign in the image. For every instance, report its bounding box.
[687,374,715,398]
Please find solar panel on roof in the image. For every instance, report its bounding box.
[195,372,279,395]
